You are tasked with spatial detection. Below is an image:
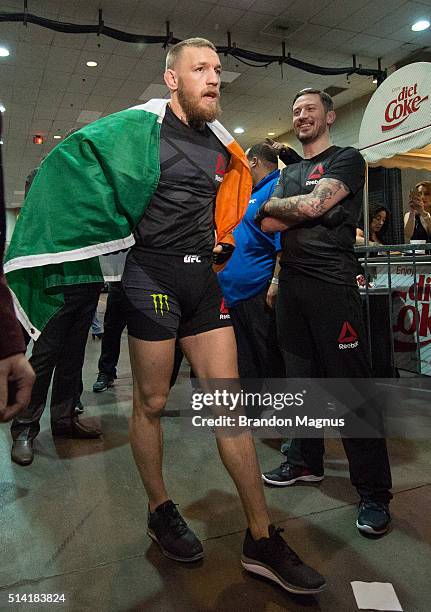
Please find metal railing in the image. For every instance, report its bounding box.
[356,243,431,376]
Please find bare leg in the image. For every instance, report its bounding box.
[128,336,176,512]
[180,327,270,539]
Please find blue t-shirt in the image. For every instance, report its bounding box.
[218,169,281,307]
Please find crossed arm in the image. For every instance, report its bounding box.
[259,178,350,232]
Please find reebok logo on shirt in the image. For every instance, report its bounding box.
[305,163,325,186]
[338,321,359,349]
[215,153,226,183]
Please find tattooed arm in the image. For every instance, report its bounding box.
[259,178,350,232]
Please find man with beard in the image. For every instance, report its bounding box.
[257,89,392,536]
[120,40,325,593]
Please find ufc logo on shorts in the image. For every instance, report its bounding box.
[184,255,201,263]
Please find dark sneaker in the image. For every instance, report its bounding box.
[262,461,324,486]
[92,372,114,393]
[356,501,391,535]
[147,500,203,562]
[242,525,326,595]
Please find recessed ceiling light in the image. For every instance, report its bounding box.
[86,60,98,67]
[53,135,62,139]
[0,47,10,57]
[267,132,276,136]
[0,104,5,113]
[372,77,378,84]
[0,139,3,145]
[234,127,245,134]
[412,19,430,31]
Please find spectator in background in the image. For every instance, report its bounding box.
[10,131,102,467]
[218,142,292,380]
[404,181,431,242]
[92,282,126,392]
[356,204,389,246]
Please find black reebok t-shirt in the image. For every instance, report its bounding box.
[273,146,365,285]
[133,105,230,255]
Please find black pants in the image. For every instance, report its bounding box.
[11,283,102,441]
[98,282,127,378]
[277,273,392,504]
[229,287,284,379]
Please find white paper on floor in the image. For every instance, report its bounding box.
[351,581,403,611]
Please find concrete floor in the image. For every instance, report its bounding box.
[1,313,431,611]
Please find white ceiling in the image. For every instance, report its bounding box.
[1,0,431,205]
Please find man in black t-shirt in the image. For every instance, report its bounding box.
[122,42,325,595]
[257,89,392,536]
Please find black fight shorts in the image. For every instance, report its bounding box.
[122,250,231,341]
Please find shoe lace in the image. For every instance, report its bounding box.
[164,503,189,537]
[271,527,303,566]
[360,501,389,514]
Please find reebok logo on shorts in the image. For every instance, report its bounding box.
[338,321,359,349]
[219,298,230,320]
[151,293,169,316]
[184,255,201,263]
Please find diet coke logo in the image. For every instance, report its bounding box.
[381,83,429,132]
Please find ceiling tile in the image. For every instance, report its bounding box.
[91,76,125,96]
[249,0,295,16]
[102,54,139,78]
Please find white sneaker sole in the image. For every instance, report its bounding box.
[356,520,389,535]
[147,528,204,562]
[241,558,326,595]
[262,473,324,487]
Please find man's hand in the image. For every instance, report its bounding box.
[261,217,290,233]
[266,282,278,308]
[0,353,35,423]
[212,243,234,265]
[265,137,286,152]
[409,195,428,216]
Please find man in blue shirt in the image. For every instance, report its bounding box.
[219,143,299,378]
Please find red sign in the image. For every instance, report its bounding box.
[381,83,429,132]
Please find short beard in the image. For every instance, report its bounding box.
[295,120,327,145]
[177,81,221,130]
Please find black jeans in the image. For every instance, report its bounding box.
[229,287,285,379]
[11,283,102,440]
[277,273,392,504]
[98,282,127,378]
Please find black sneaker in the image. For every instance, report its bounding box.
[147,500,203,562]
[356,501,391,535]
[92,372,115,393]
[242,525,326,595]
[262,461,324,486]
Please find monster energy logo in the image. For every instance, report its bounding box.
[151,294,169,316]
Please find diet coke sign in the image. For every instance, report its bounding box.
[382,83,428,132]
[359,62,431,164]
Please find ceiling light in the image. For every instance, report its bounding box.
[411,20,430,31]
[53,135,62,139]
[234,127,245,134]
[267,132,276,136]
[0,47,10,57]
[0,139,3,145]
[86,60,98,67]
[0,104,5,112]
[372,77,378,84]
